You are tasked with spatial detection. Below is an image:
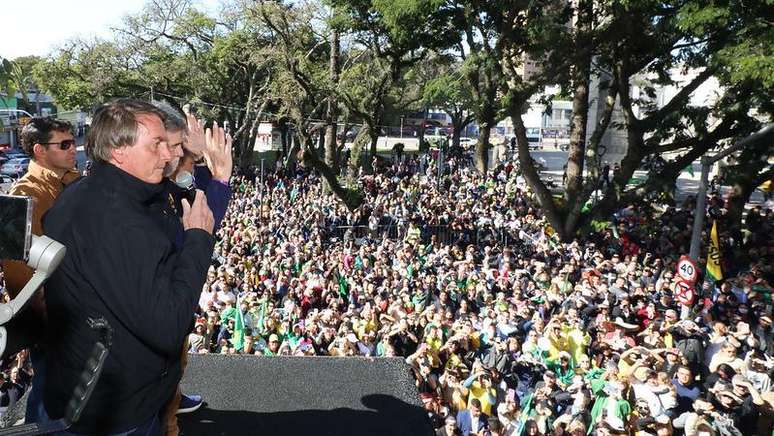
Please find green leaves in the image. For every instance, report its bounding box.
[717,35,774,89]
[677,2,730,34]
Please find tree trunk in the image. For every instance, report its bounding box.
[238,99,270,171]
[325,28,340,172]
[324,124,338,170]
[284,133,299,172]
[417,108,427,151]
[238,137,254,170]
[475,125,491,173]
[302,145,363,211]
[590,64,645,219]
[348,127,371,176]
[368,126,379,169]
[279,121,290,159]
[452,120,463,149]
[564,0,593,204]
[512,110,568,240]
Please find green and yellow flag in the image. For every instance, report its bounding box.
[230,295,245,351]
[706,221,723,282]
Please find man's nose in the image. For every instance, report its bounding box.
[159,142,173,161]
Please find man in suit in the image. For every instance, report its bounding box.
[456,398,489,436]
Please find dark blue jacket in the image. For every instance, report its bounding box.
[194,164,230,230]
[160,165,231,250]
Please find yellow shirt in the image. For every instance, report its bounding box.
[467,382,497,416]
[565,325,591,363]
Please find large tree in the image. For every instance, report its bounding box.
[496,0,772,241]
[454,1,521,174]
[330,0,457,158]
[254,0,366,208]
[34,0,275,169]
[422,59,475,149]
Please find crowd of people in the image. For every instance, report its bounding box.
[0,107,772,435]
[182,152,773,435]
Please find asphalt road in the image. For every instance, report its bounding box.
[76,146,88,171]
[530,149,569,171]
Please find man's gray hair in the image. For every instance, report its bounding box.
[87,98,167,164]
[151,99,188,132]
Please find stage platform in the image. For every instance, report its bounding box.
[178,355,433,436]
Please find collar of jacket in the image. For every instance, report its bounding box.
[90,161,165,204]
[27,160,81,186]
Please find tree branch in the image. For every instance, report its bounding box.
[640,67,715,129]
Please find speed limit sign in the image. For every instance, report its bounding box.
[676,256,698,283]
[674,279,696,306]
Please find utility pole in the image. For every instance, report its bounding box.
[688,124,774,261]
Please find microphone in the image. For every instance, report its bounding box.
[175,171,197,205]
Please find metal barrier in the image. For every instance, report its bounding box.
[328,223,520,248]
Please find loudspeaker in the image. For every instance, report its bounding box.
[178,355,434,436]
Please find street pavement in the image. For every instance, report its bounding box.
[525,149,767,204]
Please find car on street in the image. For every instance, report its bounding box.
[0,174,15,193]
[1,149,28,160]
[533,157,548,171]
[458,137,477,148]
[0,157,30,177]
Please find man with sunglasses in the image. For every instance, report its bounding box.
[3,118,79,294]
[0,117,80,423]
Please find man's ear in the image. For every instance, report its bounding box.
[110,147,126,165]
[32,143,46,160]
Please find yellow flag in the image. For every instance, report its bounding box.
[707,221,723,281]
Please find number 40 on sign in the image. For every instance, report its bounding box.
[676,255,698,283]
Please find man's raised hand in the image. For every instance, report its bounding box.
[185,112,206,157]
[204,121,233,182]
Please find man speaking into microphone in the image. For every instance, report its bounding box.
[41,99,215,435]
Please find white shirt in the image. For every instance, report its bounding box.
[470,415,480,433]
[632,382,665,417]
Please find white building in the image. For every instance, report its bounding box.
[585,66,723,164]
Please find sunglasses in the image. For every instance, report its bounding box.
[43,139,76,150]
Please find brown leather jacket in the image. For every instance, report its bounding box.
[1,160,79,314]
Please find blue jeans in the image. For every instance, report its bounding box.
[25,349,49,424]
